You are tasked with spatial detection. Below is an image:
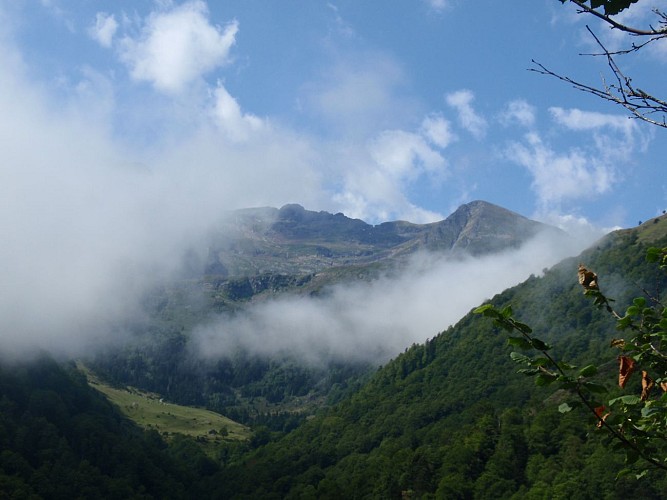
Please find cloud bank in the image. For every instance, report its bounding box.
[191,229,587,365]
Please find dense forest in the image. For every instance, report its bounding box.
[1,218,666,498]
[0,357,215,499]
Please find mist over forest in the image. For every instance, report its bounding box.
[191,228,586,364]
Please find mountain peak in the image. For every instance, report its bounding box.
[207,201,563,277]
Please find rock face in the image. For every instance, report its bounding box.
[204,201,564,279]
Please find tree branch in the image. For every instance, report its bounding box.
[530,26,667,128]
[568,0,667,36]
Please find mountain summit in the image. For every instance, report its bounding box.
[205,200,565,278]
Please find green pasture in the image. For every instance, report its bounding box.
[78,363,250,444]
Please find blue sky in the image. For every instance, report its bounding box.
[3,0,665,235]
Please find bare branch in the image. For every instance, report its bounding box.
[530,26,667,128]
[581,34,665,57]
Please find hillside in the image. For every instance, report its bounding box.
[0,357,213,498]
[206,214,667,498]
[78,363,250,448]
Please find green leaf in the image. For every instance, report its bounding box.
[517,368,540,376]
[578,364,598,377]
[557,380,579,390]
[535,373,557,386]
[558,403,573,413]
[509,352,532,365]
[633,297,646,308]
[500,305,513,319]
[616,315,633,329]
[609,395,642,406]
[598,0,640,16]
[616,468,633,480]
[531,357,552,367]
[513,321,533,334]
[494,320,514,333]
[507,336,532,350]
[473,304,495,315]
[530,338,552,351]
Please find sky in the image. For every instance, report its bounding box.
[1,0,666,359]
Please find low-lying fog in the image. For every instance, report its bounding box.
[190,230,584,364]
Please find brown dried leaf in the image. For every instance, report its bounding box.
[641,371,655,401]
[661,381,667,393]
[594,405,610,428]
[578,264,599,291]
[610,338,626,349]
[618,356,636,389]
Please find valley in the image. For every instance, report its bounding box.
[89,200,573,430]
[2,203,666,498]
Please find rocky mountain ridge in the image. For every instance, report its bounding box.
[204,200,565,280]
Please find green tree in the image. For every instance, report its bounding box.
[475,246,667,477]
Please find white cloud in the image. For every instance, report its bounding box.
[192,229,584,364]
[446,89,487,139]
[0,19,328,359]
[549,106,649,162]
[507,132,615,208]
[89,12,118,48]
[369,129,446,180]
[506,106,650,215]
[500,99,536,128]
[326,2,355,38]
[549,107,634,134]
[211,83,265,142]
[331,114,452,223]
[420,113,456,148]
[119,1,238,93]
[534,211,609,244]
[424,0,449,12]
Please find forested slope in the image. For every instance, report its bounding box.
[0,357,214,499]
[208,217,667,498]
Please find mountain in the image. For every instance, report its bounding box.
[196,201,567,308]
[205,200,564,279]
[205,214,667,498]
[5,212,667,498]
[91,200,568,428]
